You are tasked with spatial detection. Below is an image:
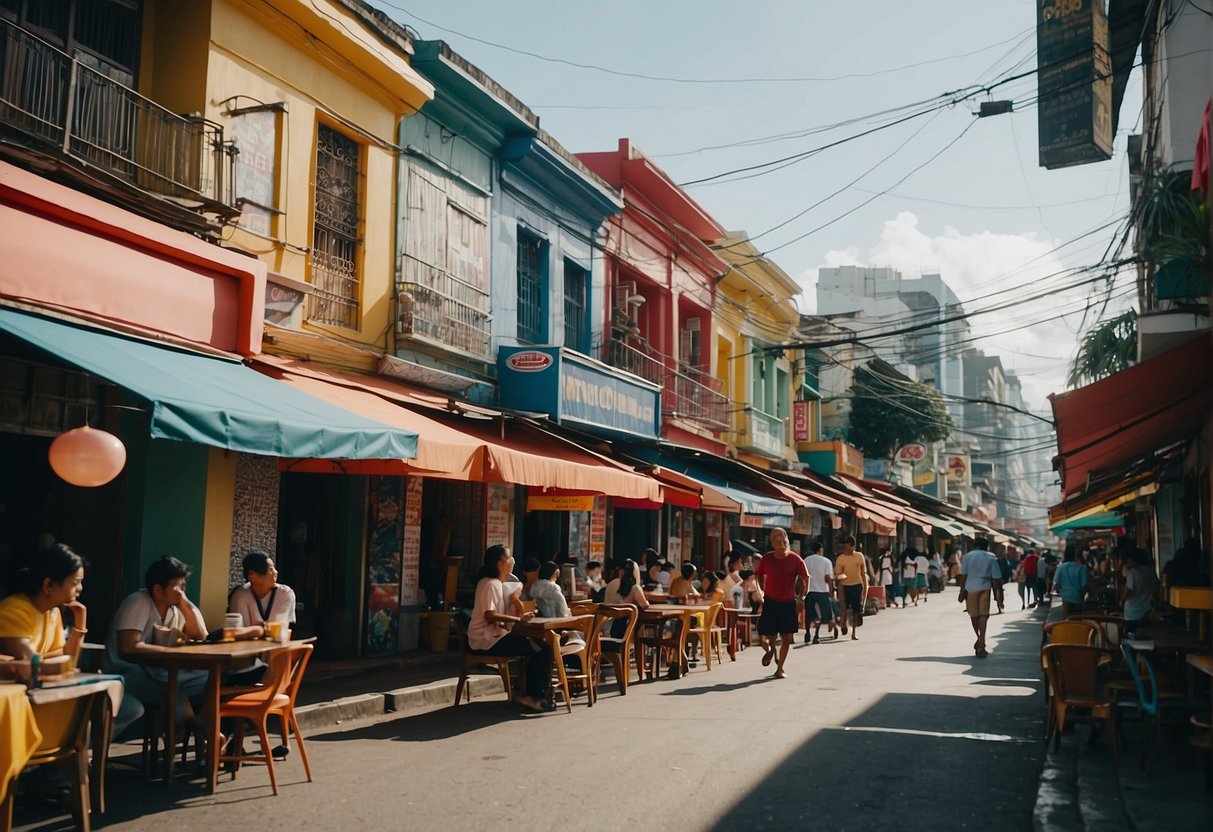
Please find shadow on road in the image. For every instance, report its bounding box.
[308,700,526,744]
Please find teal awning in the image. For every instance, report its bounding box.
[1049,511,1124,534]
[628,446,793,517]
[0,309,417,460]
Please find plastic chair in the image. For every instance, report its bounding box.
[453,615,514,705]
[265,643,313,782]
[594,604,639,696]
[1043,619,1100,645]
[1041,643,1119,760]
[216,645,302,795]
[687,602,725,670]
[1118,643,1206,769]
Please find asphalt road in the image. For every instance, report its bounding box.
[16,590,1049,832]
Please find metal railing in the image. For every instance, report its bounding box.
[737,406,786,457]
[664,367,728,432]
[397,256,491,358]
[0,19,236,209]
[602,338,665,387]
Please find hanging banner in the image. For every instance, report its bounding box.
[590,496,607,561]
[792,401,809,441]
[1037,0,1113,168]
[401,476,423,606]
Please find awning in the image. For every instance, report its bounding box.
[638,466,743,513]
[1051,333,1210,498]
[627,447,793,516]
[255,357,664,501]
[1050,510,1126,534]
[0,308,417,459]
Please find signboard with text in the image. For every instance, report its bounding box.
[498,346,661,439]
[1037,0,1113,168]
[792,401,809,442]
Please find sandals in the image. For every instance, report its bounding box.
[761,646,774,667]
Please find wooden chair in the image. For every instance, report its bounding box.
[266,643,314,782]
[594,604,639,696]
[569,600,597,617]
[217,645,303,795]
[1044,619,1100,645]
[687,602,725,670]
[453,615,514,705]
[548,616,599,711]
[1041,643,1119,760]
[1070,615,1126,651]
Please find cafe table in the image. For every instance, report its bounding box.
[636,606,700,680]
[1187,653,1213,678]
[135,639,306,793]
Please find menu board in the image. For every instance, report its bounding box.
[589,497,606,562]
[401,475,423,606]
[486,484,511,549]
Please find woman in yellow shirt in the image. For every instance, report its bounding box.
[0,544,88,663]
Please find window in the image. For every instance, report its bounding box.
[309,124,361,328]
[563,261,588,354]
[516,231,545,344]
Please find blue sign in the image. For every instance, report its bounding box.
[498,346,660,439]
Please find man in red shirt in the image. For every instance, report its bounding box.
[1021,550,1040,608]
[755,527,810,679]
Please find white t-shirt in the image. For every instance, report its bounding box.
[103,589,191,677]
[228,583,297,626]
[961,549,1000,592]
[1124,565,1158,621]
[803,554,834,593]
[878,554,894,586]
[656,571,672,589]
[915,555,930,578]
[468,578,512,651]
[903,558,918,579]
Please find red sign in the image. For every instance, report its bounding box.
[792,401,809,441]
[898,443,927,461]
[505,351,553,372]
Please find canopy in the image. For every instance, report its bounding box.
[0,308,417,460]
[627,446,793,516]
[1051,333,1210,498]
[256,357,664,501]
[1049,511,1126,534]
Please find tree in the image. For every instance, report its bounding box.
[1067,308,1137,389]
[846,361,952,461]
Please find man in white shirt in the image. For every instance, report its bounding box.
[914,551,931,604]
[959,538,1002,658]
[228,551,297,630]
[802,541,837,644]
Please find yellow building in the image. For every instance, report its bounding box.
[712,233,806,470]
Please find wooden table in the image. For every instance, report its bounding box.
[1186,653,1213,677]
[636,607,698,680]
[511,615,592,640]
[136,639,300,793]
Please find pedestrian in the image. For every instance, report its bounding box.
[1121,548,1158,635]
[835,534,870,640]
[754,527,809,679]
[994,547,1013,614]
[1020,549,1040,607]
[803,541,837,643]
[877,548,895,609]
[914,548,931,604]
[1013,557,1029,610]
[902,547,919,606]
[1051,545,1089,618]
[958,538,1002,658]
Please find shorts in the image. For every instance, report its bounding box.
[915,575,927,589]
[965,589,992,618]
[841,583,864,621]
[806,591,833,622]
[757,599,798,636]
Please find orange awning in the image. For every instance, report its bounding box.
[255,358,664,501]
[1051,333,1210,498]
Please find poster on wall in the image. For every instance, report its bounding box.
[365,476,404,656]
[486,484,511,548]
[705,511,721,538]
[401,476,423,606]
[589,496,606,562]
[667,535,682,565]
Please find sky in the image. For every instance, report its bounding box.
[367,0,1144,414]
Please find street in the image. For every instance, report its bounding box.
[20,593,1048,832]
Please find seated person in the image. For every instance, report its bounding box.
[656,562,675,591]
[0,544,143,738]
[699,571,725,604]
[740,569,764,613]
[668,562,699,601]
[720,554,743,598]
[529,562,571,618]
[512,557,542,615]
[228,551,296,631]
[604,559,649,610]
[467,545,553,713]
[103,556,212,724]
[585,561,606,595]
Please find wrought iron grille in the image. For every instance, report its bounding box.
[563,261,587,354]
[516,233,543,343]
[309,124,360,328]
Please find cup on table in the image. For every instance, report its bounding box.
[223,612,242,642]
[265,621,284,642]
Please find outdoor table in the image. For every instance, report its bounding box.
[26,674,122,816]
[1,682,39,824]
[1187,653,1213,678]
[636,607,695,680]
[511,616,593,705]
[718,606,739,661]
[135,639,304,793]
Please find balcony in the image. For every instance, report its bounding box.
[737,406,785,458]
[664,367,728,432]
[602,338,665,387]
[0,19,237,231]
[397,255,491,360]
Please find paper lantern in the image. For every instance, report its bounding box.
[48,426,127,487]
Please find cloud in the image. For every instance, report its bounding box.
[799,211,1133,410]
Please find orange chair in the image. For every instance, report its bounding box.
[266,643,313,783]
[1041,643,1119,760]
[1044,619,1100,645]
[594,604,639,696]
[217,645,300,795]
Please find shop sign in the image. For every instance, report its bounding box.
[791,507,814,535]
[589,496,607,560]
[897,443,926,461]
[1037,0,1113,168]
[486,483,511,548]
[792,401,809,441]
[527,494,595,512]
[739,513,764,528]
[947,454,971,486]
[498,346,660,439]
[705,512,722,538]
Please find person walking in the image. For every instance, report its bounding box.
[835,535,871,640]
[958,538,1002,658]
[754,527,809,679]
[803,541,837,643]
[902,547,920,606]
[994,547,1014,614]
[913,548,931,604]
[877,548,896,611]
[1020,549,1040,608]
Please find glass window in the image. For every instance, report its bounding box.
[309,124,361,329]
[516,232,544,344]
[563,261,587,354]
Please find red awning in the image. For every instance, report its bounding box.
[1051,333,1211,498]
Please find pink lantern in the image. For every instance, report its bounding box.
[48,426,127,487]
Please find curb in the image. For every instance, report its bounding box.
[295,675,506,731]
